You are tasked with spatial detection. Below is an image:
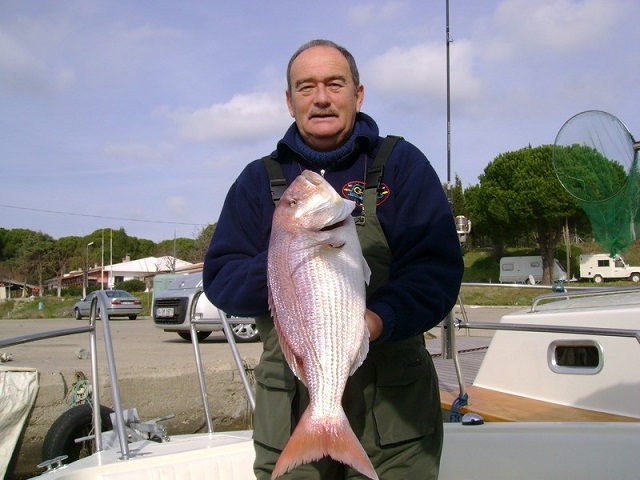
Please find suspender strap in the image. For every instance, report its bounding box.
[262,155,287,204]
[365,135,402,192]
[262,135,402,205]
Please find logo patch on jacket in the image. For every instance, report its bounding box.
[342,180,390,207]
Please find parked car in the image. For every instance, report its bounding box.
[152,272,259,343]
[73,290,142,320]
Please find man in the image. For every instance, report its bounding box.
[204,39,463,479]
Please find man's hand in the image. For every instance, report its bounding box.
[365,309,383,342]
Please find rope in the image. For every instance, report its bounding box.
[67,371,92,407]
[429,345,488,422]
[449,393,469,422]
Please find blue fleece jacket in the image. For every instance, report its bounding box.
[203,113,463,343]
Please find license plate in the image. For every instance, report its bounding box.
[155,307,174,318]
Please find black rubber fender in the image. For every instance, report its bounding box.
[41,404,114,464]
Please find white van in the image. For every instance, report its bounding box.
[152,272,259,342]
[499,256,567,284]
[579,254,640,283]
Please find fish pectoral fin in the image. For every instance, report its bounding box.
[278,334,307,386]
[349,331,369,377]
[361,256,371,285]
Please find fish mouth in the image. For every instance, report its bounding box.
[321,217,349,232]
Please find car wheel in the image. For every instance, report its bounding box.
[178,331,211,342]
[631,273,640,282]
[230,323,260,343]
[593,275,604,283]
[42,404,114,465]
[95,309,110,321]
[128,315,138,320]
[74,308,82,320]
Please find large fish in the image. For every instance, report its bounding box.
[267,170,377,480]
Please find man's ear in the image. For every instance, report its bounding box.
[355,84,365,113]
[286,90,295,117]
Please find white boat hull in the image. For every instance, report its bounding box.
[33,431,255,480]
[33,422,640,480]
[440,422,640,479]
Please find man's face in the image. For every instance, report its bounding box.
[286,45,364,152]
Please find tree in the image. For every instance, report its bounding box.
[449,175,467,218]
[194,224,215,263]
[11,230,56,296]
[467,145,582,284]
[51,237,82,297]
[156,236,199,264]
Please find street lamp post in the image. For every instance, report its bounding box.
[84,241,94,298]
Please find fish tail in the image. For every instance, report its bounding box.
[271,408,378,480]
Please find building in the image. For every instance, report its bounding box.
[102,256,194,288]
[44,256,194,292]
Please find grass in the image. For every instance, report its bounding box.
[2,243,638,318]
[460,243,640,305]
[0,292,153,320]
[459,285,543,306]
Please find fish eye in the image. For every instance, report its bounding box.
[289,199,297,207]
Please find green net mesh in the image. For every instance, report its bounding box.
[553,110,640,256]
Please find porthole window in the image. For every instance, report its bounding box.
[548,340,603,374]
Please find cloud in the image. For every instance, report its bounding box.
[103,141,175,162]
[167,196,188,217]
[0,30,75,94]
[363,40,483,107]
[157,91,291,143]
[348,3,405,26]
[487,0,622,58]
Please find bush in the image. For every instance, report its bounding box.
[64,286,84,298]
[115,279,146,293]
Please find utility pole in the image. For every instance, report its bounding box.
[83,241,94,298]
[446,0,452,190]
[101,230,104,290]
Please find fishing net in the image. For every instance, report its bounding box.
[553,110,640,256]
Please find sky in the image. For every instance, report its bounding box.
[1,0,638,243]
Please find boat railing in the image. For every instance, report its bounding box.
[1,288,259,472]
[189,289,256,434]
[529,285,640,312]
[0,291,132,461]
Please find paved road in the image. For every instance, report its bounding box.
[1,316,264,373]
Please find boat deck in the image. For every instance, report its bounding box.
[427,334,489,394]
[430,335,639,423]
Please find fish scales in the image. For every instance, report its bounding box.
[267,170,377,480]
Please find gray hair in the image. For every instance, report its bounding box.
[286,39,360,92]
